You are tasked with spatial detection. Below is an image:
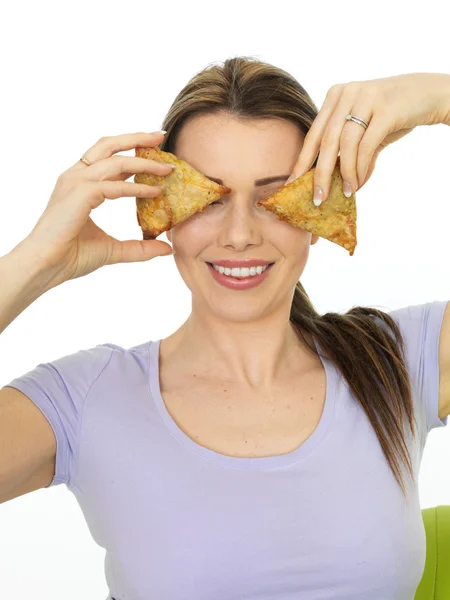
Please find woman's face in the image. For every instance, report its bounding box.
[166,113,318,323]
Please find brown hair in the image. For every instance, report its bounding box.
[158,56,417,497]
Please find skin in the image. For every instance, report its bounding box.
[165,113,319,389]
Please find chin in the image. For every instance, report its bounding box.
[205,292,286,322]
[210,306,270,324]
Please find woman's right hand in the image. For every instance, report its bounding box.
[17,131,174,288]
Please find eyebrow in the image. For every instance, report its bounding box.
[205,175,289,187]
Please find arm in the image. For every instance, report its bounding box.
[0,244,61,503]
[0,242,60,335]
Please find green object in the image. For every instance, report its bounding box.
[415,506,450,599]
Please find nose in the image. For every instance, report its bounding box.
[217,193,264,252]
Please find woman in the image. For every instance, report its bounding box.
[0,57,449,599]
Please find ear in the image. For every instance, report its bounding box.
[311,234,319,246]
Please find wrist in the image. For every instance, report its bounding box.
[0,249,52,335]
[6,240,60,294]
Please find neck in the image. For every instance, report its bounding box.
[164,308,316,390]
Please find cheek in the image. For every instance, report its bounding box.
[282,227,313,267]
[170,214,213,253]
[276,219,312,247]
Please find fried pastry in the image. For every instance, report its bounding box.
[134,147,231,239]
[256,158,357,255]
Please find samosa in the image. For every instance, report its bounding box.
[134,147,231,239]
[256,158,357,255]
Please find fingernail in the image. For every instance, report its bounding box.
[285,174,296,185]
[313,186,323,207]
[159,130,167,135]
[343,181,352,198]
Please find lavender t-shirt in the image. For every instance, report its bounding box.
[5,301,448,600]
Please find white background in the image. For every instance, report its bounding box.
[0,0,449,597]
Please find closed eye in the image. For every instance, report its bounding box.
[208,186,281,208]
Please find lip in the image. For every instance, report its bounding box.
[207,259,274,268]
[207,262,274,290]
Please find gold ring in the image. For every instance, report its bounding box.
[80,156,92,166]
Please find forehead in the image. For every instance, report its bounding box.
[174,113,304,171]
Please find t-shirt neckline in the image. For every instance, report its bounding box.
[148,336,336,470]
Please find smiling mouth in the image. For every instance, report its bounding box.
[206,262,275,266]
[206,261,275,279]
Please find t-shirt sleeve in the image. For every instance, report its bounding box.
[3,344,114,489]
[387,300,449,434]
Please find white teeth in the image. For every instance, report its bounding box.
[212,264,270,278]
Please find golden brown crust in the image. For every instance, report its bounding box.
[134,147,231,239]
[256,158,357,255]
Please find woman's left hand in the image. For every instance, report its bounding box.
[287,73,450,206]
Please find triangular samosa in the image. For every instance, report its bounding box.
[256,158,357,255]
[134,147,231,239]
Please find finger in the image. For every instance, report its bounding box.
[83,156,175,182]
[109,238,173,265]
[312,93,369,203]
[312,120,343,204]
[288,85,344,181]
[358,146,383,191]
[339,107,373,195]
[87,181,164,210]
[68,131,167,172]
[354,116,389,188]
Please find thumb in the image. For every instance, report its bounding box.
[111,239,173,264]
